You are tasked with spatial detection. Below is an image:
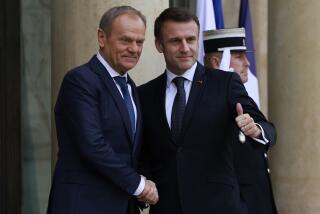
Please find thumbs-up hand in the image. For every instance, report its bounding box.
[236,103,243,116]
[235,103,261,138]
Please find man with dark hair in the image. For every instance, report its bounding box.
[138,8,275,214]
[204,27,278,214]
[47,6,158,214]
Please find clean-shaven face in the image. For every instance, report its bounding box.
[230,52,250,83]
[98,13,146,75]
[156,20,199,75]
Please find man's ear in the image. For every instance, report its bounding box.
[155,39,163,53]
[97,28,106,48]
[210,55,221,69]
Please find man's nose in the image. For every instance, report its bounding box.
[180,40,190,52]
[128,42,139,53]
[244,54,250,67]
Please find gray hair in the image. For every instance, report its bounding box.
[99,6,146,36]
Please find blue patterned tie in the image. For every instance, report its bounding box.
[171,77,186,141]
[114,76,136,135]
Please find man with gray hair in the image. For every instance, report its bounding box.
[204,27,277,214]
[47,6,158,214]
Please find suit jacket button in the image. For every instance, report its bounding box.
[264,153,268,158]
[267,168,271,174]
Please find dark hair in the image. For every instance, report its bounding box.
[99,6,146,36]
[154,7,200,40]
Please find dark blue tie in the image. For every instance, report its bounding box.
[114,76,136,135]
[171,77,186,141]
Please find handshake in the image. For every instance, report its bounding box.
[137,178,159,205]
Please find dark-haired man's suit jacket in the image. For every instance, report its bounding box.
[138,63,276,214]
[47,56,142,214]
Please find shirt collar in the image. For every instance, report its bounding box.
[96,52,128,80]
[165,62,197,88]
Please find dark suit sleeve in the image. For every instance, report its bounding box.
[137,135,152,179]
[228,73,277,147]
[58,71,141,195]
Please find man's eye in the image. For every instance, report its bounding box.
[187,38,196,43]
[137,41,144,46]
[171,39,180,43]
[121,38,131,43]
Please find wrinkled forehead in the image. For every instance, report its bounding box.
[159,20,199,38]
[162,20,198,31]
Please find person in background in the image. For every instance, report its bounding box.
[203,27,277,214]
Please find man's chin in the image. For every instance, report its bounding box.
[180,60,195,67]
[123,62,138,71]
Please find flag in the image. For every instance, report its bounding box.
[239,0,260,107]
[212,0,224,29]
[196,0,225,63]
[211,0,232,72]
[196,0,216,64]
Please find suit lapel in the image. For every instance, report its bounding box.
[158,73,174,143]
[156,72,184,147]
[128,76,141,155]
[152,73,177,146]
[88,56,134,143]
[180,63,206,142]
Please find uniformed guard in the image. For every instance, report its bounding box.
[203,27,278,214]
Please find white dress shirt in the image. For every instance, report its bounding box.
[165,62,197,127]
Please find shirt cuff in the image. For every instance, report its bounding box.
[133,176,145,196]
[252,123,269,145]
